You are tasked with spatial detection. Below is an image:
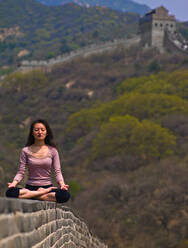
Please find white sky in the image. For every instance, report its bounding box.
[134,0,188,21]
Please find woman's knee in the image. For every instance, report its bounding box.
[6,188,20,198]
[55,189,70,203]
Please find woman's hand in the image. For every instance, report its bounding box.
[60,183,69,190]
[58,180,69,190]
[60,184,69,190]
[7,181,18,188]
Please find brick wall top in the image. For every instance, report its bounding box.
[0,197,107,248]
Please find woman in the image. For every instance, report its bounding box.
[6,119,70,203]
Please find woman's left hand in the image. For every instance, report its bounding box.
[60,184,69,190]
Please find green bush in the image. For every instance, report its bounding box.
[92,115,176,160]
[117,70,188,99]
[69,181,82,199]
[67,93,188,136]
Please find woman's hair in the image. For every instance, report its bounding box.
[25,119,57,148]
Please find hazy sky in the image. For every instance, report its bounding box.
[134,0,188,21]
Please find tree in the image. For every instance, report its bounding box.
[60,39,73,54]
[148,60,161,72]
[92,115,176,161]
[117,70,188,99]
[67,93,188,138]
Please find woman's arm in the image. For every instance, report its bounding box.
[8,149,27,187]
[52,148,69,190]
[52,149,64,181]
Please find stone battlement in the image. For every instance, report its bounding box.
[0,197,107,248]
[18,36,140,72]
[139,6,176,52]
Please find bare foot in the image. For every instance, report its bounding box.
[37,187,57,194]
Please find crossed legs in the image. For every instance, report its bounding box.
[6,186,70,203]
[18,187,56,201]
[33,187,56,202]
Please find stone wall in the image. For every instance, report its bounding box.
[164,30,188,55]
[0,197,107,248]
[18,36,140,72]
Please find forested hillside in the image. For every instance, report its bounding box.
[1,44,188,247]
[0,0,139,68]
[37,0,150,15]
[0,0,188,74]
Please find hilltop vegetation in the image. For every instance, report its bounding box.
[66,69,188,165]
[64,65,188,248]
[1,45,188,247]
[0,0,139,67]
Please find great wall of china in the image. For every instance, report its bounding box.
[18,31,188,73]
[0,197,107,248]
[18,36,140,72]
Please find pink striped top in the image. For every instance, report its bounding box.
[14,146,64,186]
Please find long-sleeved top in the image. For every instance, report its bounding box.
[14,146,64,186]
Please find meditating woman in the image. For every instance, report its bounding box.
[6,119,70,203]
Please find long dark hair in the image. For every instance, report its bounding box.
[25,119,57,148]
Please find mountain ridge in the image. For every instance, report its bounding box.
[37,0,151,15]
[0,0,139,67]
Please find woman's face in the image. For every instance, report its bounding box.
[33,123,47,142]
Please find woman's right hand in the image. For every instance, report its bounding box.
[8,181,18,188]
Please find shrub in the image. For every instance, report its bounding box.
[92,115,176,161]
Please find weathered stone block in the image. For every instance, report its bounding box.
[5,198,22,213]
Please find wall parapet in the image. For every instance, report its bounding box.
[0,197,107,248]
[18,36,140,72]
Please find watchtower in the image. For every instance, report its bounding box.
[139,6,176,52]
